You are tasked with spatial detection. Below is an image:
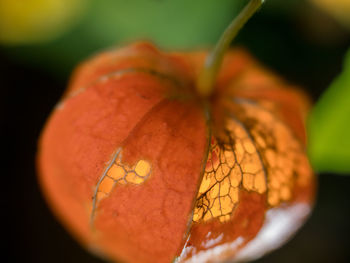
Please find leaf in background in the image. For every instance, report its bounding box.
[308,48,350,174]
[86,0,243,49]
[3,0,243,76]
[0,0,88,45]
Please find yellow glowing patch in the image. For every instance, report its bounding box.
[91,149,151,221]
[193,100,312,223]
[134,160,151,177]
[98,176,115,193]
[107,164,125,180]
[236,102,309,207]
[193,118,267,223]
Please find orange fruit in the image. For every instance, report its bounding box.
[38,42,315,263]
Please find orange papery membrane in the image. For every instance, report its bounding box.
[38,42,315,263]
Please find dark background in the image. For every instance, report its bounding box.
[2,2,350,263]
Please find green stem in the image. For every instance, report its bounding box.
[196,0,264,97]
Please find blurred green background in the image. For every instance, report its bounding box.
[1,0,350,262]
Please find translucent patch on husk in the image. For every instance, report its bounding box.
[193,118,267,223]
[234,100,312,207]
[91,148,151,222]
[192,99,312,223]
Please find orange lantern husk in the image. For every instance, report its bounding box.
[38,42,315,263]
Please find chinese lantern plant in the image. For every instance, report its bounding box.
[38,1,315,262]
